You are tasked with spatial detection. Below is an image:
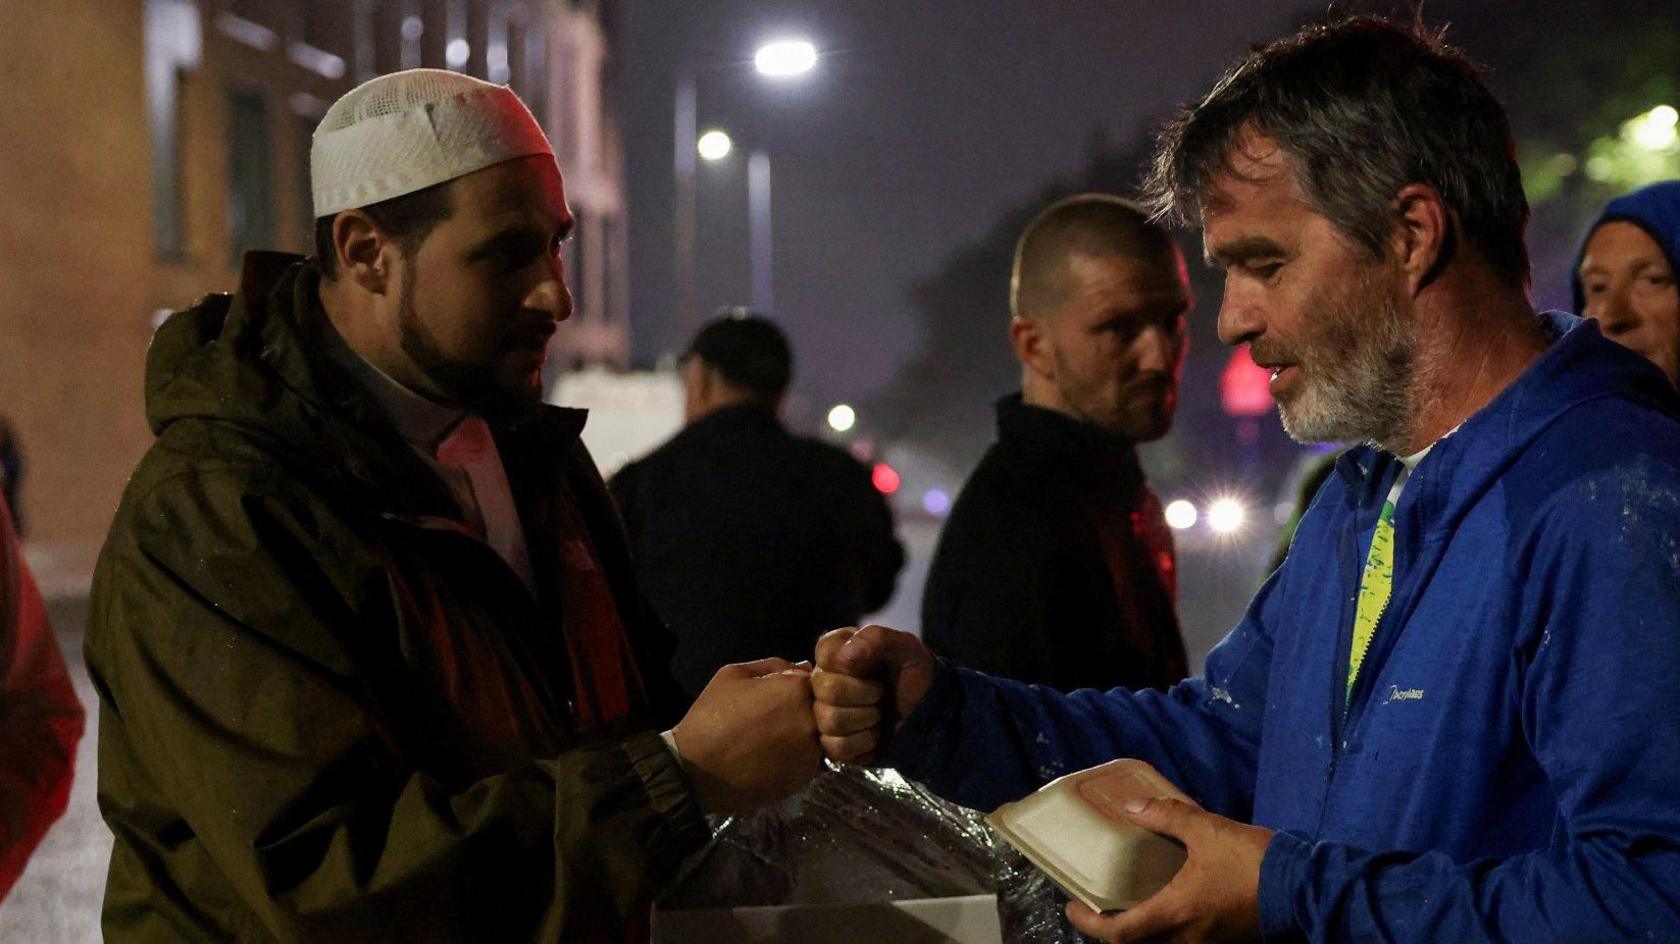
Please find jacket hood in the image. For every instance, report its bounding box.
[1337,311,1680,528]
[1570,179,1680,313]
[145,253,337,442]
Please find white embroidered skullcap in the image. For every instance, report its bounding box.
[311,69,554,217]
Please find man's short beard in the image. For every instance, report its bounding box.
[1277,269,1419,451]
[1053,353,1175,443]
[395,269,540,424]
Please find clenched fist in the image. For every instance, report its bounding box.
[673,658,822,814]
[810,625,937,764]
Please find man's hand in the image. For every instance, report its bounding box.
[672,658,822,814]
[1065,797,1272,943]
[810,625,936,763]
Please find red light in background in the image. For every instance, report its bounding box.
[871,463,900,495]
[1220,347,1275,418]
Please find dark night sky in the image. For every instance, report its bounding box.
[611,0,1312,413]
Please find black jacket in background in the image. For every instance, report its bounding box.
[922,394,1188,692]
[610,404,904,698]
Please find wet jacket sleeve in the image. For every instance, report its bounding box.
[0,497,83,901]
[1257,466,1680,943]
[886,569,1281,816]
[88,472,709,941]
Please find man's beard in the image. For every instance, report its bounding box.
[1270,269,1419,450]
[395,273,542,424]
[1059,366,1176,443]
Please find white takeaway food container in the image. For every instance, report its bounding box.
[986,758,1191,913]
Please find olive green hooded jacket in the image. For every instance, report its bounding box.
[86,254,709,941]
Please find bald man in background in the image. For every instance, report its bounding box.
[921,195,1192,692]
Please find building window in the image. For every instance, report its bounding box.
[300,0,352,62]
[505,14,527,94]
[567,210,588,318]
[220,0,275,26]
[549,33,574,156]
[373,0,420,73]
[145,0,201,261]
[522,20,548,126]
[227,88,276,265]
[464,0,489,78]
[348,0,378,82]
[216,0,280,50]
[150,66,191,261]
[487,4,513,84]
[295,113,318,255]
[603,214,625,326]
[421,0,451,69]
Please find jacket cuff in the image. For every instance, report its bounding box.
[882,658,960,776]
[1259,829,1312,944]
[623,730,711,868]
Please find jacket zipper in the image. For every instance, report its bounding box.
[1320,484,1399,833]
[380,512,574,722]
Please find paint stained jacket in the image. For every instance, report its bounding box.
[86,254,708,942]
[0,494,83,902]
[887,313,1680,942]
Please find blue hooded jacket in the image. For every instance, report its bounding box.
[887,313,1680,942]
[1571,179,1680,313]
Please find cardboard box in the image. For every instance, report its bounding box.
[653,893,1003,943]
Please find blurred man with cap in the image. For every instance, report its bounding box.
[87,70,821,942]
[611,312,903,703]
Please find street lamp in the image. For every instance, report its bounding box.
[692,129,771,312]
[1629,104,1678,152]
[1164,500,1199,531]
[747,150,772,313]
[827,403,856,433]
[1207,498,1247,534]
[673,39,819,343]
[754,39,817,78]
[696,129,733,161]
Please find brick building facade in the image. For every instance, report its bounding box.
[0,0,631,564]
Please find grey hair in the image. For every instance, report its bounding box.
[1142,15,1530,287]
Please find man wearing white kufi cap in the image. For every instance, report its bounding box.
[87,70,822,942]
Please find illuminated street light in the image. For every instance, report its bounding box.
[696,129,733,161]
[1207,498,1246,534]
[871,463,901,495]
[754,39,817,78]
[677,37,821,334]
[445,38,470,69]
[1164,500,1199,530]
[826,403,856,433]
[923,489,952,517]
[1629,104,1679,152]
